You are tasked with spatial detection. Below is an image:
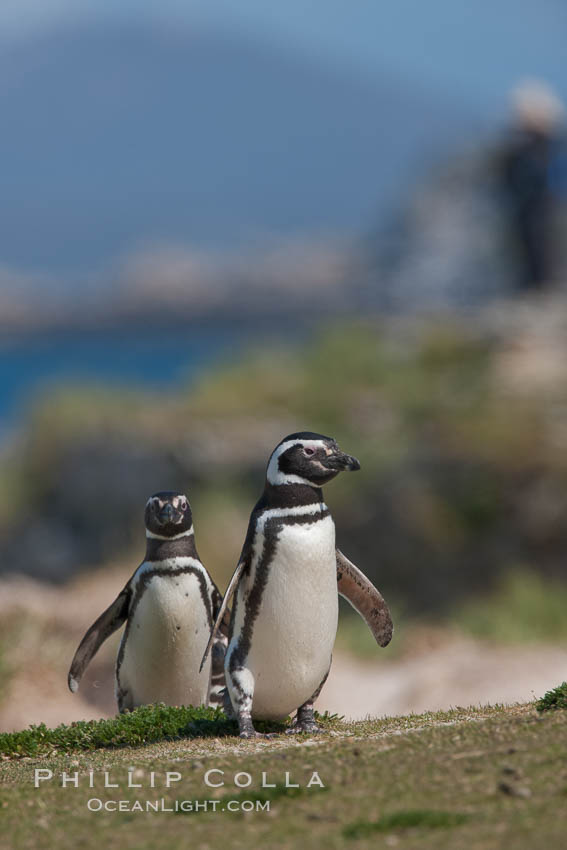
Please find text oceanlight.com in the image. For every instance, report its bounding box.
[86,798,270,813]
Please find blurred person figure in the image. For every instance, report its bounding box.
[499,80,566,291]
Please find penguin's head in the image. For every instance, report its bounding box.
[144,491,194,538]
[266,432,360,487]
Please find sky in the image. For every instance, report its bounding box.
[2,0,566,112]
[0,0,565,285]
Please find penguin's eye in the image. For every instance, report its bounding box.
[180,499,188,511]
[303,447,315,457]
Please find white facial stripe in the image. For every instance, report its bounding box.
[145,525,194,541]
[266,439,329,486]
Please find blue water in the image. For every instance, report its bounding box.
[0,326,249,426]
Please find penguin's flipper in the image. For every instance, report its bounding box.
[68,587,130,693]
[211,586,232,638]
[336,549,393,647]
[199,559,246,672]
[208,584,231,706]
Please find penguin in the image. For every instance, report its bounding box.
[68,492,229,712]
[200,432,393,738]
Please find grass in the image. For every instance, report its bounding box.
[0,705,230,758]
[535,682,567,712]
[0,704,306,758]
[175,782,326,816]
[0,704,506,760]
[343,809,470,838]
[2,702,567,850]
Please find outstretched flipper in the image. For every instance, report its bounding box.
[336,549,393,647]
[68,586,131,693]
[199,559,246,673]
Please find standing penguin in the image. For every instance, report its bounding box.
[68,492,228,712]
[201,432,393,738]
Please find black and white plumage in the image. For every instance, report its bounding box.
[68,492,228,712]
[201,432,393,738]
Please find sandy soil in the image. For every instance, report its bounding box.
[320,640,567,718]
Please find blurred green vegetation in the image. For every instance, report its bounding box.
[338,567,567,648]
[2,317,567,632]
[536,682,567,712]
[453,569,567,643]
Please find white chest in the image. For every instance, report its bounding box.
[231,513,339,719]
[258,515,338,615]
[118,560,213,707]
[132,572,207,636]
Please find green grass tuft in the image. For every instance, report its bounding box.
[314,709,345,723]
[0,704,337,757]
[0,704,235,757]
[536,682,567,712]
[343,809,469,838]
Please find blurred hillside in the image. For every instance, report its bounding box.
[0,20,467,284]
[3,301,567,620]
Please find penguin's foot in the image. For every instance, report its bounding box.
[237,713,277,739]
[285,721,323,735]
[286,701,323,734]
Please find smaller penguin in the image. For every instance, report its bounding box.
[68,492,229,712]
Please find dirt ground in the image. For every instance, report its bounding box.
[1,566,565,732]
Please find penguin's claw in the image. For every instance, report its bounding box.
[285,723,323,735]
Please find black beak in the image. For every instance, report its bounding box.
[158,503,175,524]
[327,450,361,472]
